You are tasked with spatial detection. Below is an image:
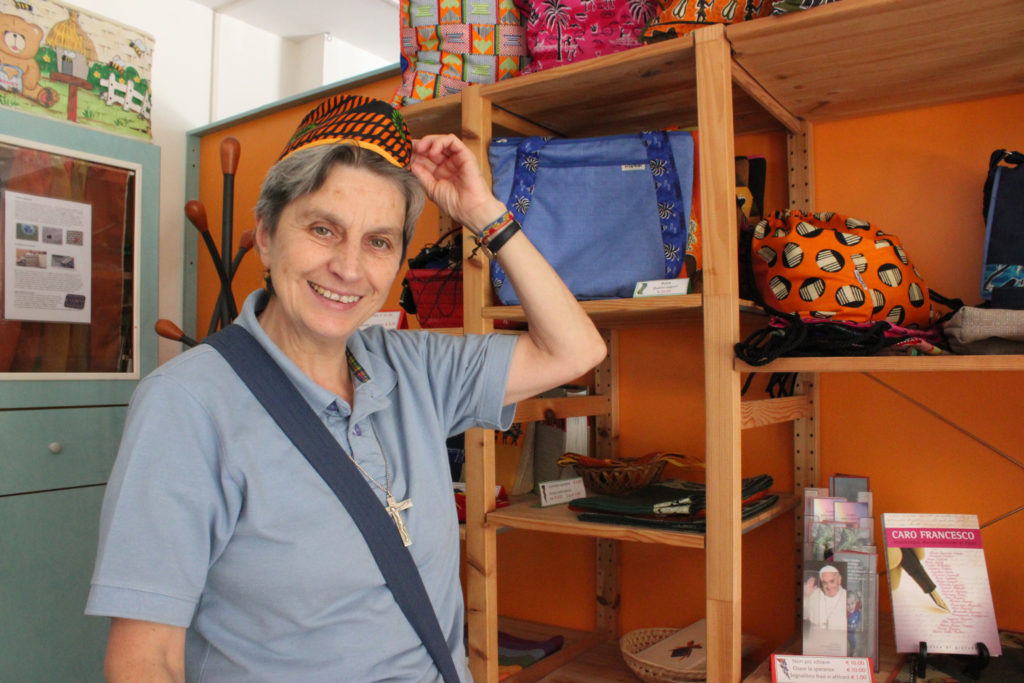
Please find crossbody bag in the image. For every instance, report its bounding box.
[204,324,461,683]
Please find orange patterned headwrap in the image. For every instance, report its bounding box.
[279,94,412,168]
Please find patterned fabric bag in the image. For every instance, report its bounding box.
[736,210,950,365]
[750,210,934,327]
[641,0,773,43]
[981,149,1024,306]
[516,0,661,74]
[487,130,694,305]
[392,0,529,106]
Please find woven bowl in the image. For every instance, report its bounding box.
[575,459,666,495]
[620,628,706,683]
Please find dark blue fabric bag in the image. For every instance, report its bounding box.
[981,149,1024,306]
[488,131,694,305]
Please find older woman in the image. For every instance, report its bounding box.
[86,95,605,682]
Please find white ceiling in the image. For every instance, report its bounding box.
[192,0,399,60]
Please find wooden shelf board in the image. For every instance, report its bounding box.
[478,37,781,138]
[741,395,813,430]
[499,617,766,682]
[496,618,625,683]
[484,294,762,327]
[514,394,611,424]
[484,294,705,326]
[529,639,641,683]
[728,0,1024,124]
[400,96,462,138]
[487,493,796,548]
[737,354,1024,374]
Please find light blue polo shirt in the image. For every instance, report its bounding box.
[87,289,517,682]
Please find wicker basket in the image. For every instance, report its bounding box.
[620,628,706,683]
[575,459,666,495]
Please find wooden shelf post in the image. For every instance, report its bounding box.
[461,85,500,683]
[695,25,743,682]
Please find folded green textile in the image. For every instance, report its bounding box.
[569,475,774,516]
[576,494,780,532]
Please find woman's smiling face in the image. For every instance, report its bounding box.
[255,163,405,351]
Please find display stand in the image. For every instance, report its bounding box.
[916,641,990,680]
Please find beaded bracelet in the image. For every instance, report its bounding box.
[479,210,516,244]
[472,210,521,258]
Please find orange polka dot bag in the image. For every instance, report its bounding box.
[735,210,952,365]
[750,210,933,328]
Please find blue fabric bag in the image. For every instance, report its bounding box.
[981,149,1024,307]
[488,131,694,305]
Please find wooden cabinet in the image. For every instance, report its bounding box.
[399,0,1024,680]
[0,108,160,681]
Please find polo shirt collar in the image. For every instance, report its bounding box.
[235,289,396,420]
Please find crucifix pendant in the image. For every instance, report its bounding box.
[386,493,413,547]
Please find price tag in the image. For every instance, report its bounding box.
[633,278,690,297]
[360,310,406,330]
[770,654,874,682]
[537,477,586,507]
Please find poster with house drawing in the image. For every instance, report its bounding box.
[0,0,153,139]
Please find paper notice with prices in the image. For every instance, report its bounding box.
[770,654,874,682]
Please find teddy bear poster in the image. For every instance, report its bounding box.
[0,0,154,140]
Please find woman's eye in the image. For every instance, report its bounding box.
[312,225,332,237]
[370,237,392,250]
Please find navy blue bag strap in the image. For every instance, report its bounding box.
[204,324,461,683]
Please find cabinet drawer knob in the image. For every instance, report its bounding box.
[48,442,63,454]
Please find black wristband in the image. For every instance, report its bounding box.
[480,219,521,257]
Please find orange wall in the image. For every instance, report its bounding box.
[193,82,1024,649]
[813,93,1024,631]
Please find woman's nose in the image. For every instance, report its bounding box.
[328,242,363,279]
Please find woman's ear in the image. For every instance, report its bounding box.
[254,218,272,268]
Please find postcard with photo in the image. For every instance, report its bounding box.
[835,550,879,669]
[834,518,874,555]
[834,501,870,523]
[802,559,849,657]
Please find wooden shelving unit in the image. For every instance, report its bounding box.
[399,1,1024,681]
[488,494,798,549]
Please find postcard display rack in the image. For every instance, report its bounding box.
[394,1,1024,681]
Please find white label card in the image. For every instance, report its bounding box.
[537,477,586,507]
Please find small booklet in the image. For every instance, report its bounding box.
[881,513,1002,656]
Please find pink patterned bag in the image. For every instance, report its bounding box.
[517,0,662,74]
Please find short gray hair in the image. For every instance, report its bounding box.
[254,144,425,256]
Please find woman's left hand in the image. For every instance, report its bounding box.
[410,134,507,232]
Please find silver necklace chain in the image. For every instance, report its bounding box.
[344,416,413,547]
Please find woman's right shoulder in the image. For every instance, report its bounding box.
[133,343,246,409]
